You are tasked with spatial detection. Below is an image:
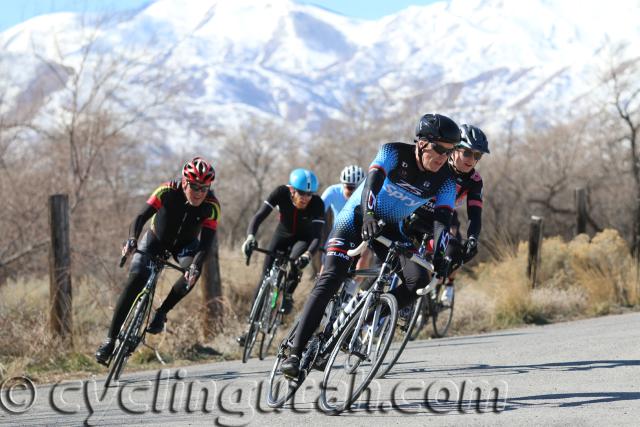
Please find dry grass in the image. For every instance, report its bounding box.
[1,229,639,382]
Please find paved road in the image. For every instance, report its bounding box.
[2,312,639,426]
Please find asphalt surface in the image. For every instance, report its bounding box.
[2,312,639,426]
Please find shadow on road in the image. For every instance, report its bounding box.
[506,391,640,409]
[386,359,640,379]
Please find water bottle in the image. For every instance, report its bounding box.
[332,293,360,331]
[343,278,358,300]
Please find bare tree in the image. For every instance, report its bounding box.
[600,43,640,256]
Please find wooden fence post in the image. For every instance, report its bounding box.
[575,188,587,235]
[527,216,544,289]
[202,233,223,338]
[49,194,72,343]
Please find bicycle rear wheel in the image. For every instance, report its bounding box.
[376,294,423,378]
[319,293,397,414]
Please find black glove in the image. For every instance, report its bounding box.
[362,213,381,241]
[295,252,311,270]
[462,237,478,263]
[433,255,452,278]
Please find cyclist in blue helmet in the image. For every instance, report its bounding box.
[237,168,325,346]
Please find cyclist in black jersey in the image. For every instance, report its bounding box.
[95,157,220,365]
[405,124,489,303]
[280,114,461,378]
[237,169,325,346]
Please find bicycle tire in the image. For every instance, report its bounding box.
[319,293,397,414]
[408,296,428,341]
[259,287,284,360]
[266,321,302,408]
[432,291,454,338]
[242,278,270,363]
[104,294,150,388]
[376,294,423,378]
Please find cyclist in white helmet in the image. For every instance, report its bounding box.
[321,165,365,219]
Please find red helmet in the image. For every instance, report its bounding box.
[182,157,215,184]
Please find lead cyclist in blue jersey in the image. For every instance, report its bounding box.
[281,113,461,377]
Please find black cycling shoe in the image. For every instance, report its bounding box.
[236,333,247,347]
[281,293,294,315]
[95,338,115,366]
[147,311,167,334]
[281,355,300,378]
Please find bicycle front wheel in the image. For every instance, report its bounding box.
[319,293,397,414]
[432,291,454,338]
[104,294,150,388]
[266,321,302,408]
[259,284,284,360]
[376,294,424,378]
[242,280,270,363]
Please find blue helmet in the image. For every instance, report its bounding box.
[459,124,490,154]
[289,168,319,192]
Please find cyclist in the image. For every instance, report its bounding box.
[280,113,460,377]
[321,165,365,219]
[95,157,220,365]
[405,124,489,304]
[237,168,325,346]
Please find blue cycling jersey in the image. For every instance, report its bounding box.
[335,143,456,235]
[321,183,348,218]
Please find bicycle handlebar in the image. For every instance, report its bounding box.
[119,249,186,273]
[245,246,295,266]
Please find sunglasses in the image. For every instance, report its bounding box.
[419,138,455,156]
[295,189,313,198]
[344,184,356,191]
[187,182,210,192]
[460,149,483,160]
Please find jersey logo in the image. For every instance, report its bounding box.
[396,180,422,196]
[367,191,376,211]
[384,183,423,208]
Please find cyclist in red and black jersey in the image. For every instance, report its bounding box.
[95,157,220,365]
[236,169,325,346]
[405,124,489,303]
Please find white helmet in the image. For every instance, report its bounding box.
[340,165,365,185]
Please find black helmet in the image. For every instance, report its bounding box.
[459,124,490,154]
[415,113,461,145]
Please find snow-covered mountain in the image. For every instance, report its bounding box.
[1,0,639,150]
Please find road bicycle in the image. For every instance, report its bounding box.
[104,249,185,388]
[266,235,433,414]
[242,247,299,363]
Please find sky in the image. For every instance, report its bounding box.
[0,0,442,31]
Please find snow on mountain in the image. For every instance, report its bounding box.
[1,0,638,150]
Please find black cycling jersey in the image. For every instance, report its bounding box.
[247,185,325,253]
[129,179,220,269]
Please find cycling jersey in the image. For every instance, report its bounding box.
[129,179,220,268]
[407,162,484,240]
[290,142,457,358]
[332,142,456,243]
[321,184,348,218]
[248,185,325,248]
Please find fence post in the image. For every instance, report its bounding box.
[527,216,544,289]
[575,188,587,235]
[49,194,72,343]
[202,233,223,338]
